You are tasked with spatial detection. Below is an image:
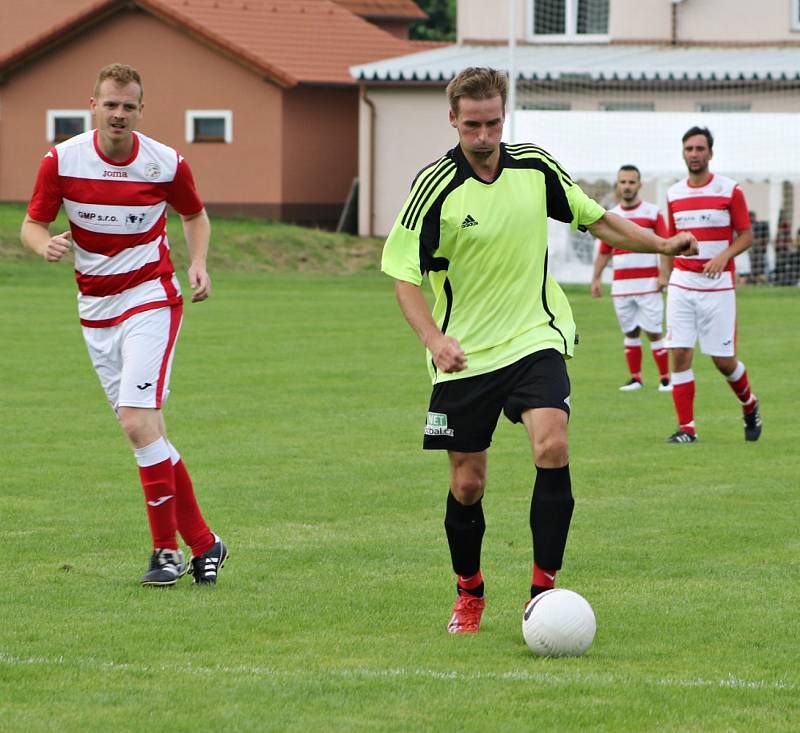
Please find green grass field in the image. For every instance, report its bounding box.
[2,230,799,731]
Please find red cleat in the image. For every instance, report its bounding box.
[447,593,485,634]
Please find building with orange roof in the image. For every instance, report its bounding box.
[0,0,433,226]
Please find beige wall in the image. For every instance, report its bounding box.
[358,86,453,236]
[457,0,798,43]
[1,10,283,206]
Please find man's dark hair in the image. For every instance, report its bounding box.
[682,126,713,150]
[618,164,641,180]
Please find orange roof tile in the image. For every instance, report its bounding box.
[0,0,423,87]
[332,1,426,20]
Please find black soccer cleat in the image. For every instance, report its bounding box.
[189,534,228,585]
[744,401,762,442]
[666,429,697,444]
[141,548,189,587]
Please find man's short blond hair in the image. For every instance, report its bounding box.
[446,67,508,115]
[94,63,143,101]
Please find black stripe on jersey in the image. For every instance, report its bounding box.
[430,277,454,379]
[504,155,574,225]
[506,144,574,186]
[401,158,446,228]
[403,159,457,231]
[540,248,568,353]
[408,161,457,232]
[418,173,467,275]
[440,277,454,336]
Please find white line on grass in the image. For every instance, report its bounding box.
[0,652,794,691]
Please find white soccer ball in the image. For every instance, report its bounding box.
[522,588,596,657]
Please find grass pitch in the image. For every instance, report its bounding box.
[1,251,799,732]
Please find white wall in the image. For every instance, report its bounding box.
[358,86,455,237]
[456,0,797,43]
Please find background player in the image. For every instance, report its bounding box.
[21,63,228,585]
[381,67,697,635]
[664,126,761,443]
[591,165,671,392]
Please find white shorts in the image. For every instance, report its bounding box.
[665,286,736,356]
[82,306,182,411]
[612,291,664,334]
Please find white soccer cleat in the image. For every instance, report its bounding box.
[619,379,643,392]
[658,380,673,392]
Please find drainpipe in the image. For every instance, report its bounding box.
[360,84,376,237]
[671,0,687,45]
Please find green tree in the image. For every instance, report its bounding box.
[410,0,456,42]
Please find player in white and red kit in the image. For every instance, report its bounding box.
[21,64,228,585]
[663,126,761,443]
[591,165,671,392]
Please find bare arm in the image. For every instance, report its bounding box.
[20,215,71,262]
[703,228,753,278]
[590,249,612,298]
[181,208,211,302]
[588,211,698,257]
[394,280,466,373]
[658,254,672,290]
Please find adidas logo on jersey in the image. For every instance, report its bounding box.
[460,214,479,228]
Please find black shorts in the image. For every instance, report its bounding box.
[423,349,571,452]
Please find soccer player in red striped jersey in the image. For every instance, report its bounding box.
[663,126,761,443]
[591,165,672,393]
[21,64,228,585]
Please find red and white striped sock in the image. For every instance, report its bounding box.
[624,337,643,381]
[726,361,757,414]
[167,442,215,557]
[671,369,696,435]
[135,438,178,550]
[650,340,670,382]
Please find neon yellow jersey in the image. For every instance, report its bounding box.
[382,142,605,383]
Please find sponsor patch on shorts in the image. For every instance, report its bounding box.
[425,411,454,437]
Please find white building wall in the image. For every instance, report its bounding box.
[358,86,455,237]
[457,0,797,43]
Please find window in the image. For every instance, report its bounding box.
[792,0,800,31]
[600,102,655,112]
[695,102,751,113]
[185,110,233,143]
[530,0,609,40]
[46,110,90,143]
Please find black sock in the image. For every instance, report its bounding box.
[530,465,574,570]
[444,490,485,582]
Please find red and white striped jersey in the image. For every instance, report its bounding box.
[666,174,750,292]
[598,201,667,296]
[28,130,203,327]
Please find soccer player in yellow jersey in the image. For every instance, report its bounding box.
[382,67,697,635]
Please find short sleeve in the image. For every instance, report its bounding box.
[167,156,204,216]
[565,184,605,231]
[654,211,668,239]
[381,209,425,286]
[730,186,750,232]
[667,201,677,237]
[381,157,457,286]
[27,149,62,223]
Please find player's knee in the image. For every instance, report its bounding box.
[450,471,485,504]
[118,408,159,446]
[534,434,569,467]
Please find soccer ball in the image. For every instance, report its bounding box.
[522,588,596,657]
